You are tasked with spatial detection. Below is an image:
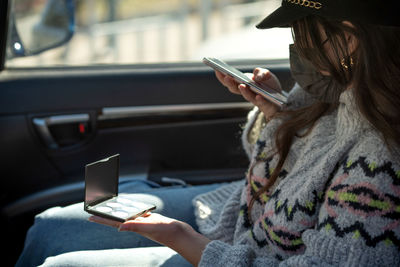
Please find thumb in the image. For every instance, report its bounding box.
[118,220,142,232]
[255,95,279,119]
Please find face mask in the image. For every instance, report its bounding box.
[289,44,344,103]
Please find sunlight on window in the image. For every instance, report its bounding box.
[7,0,290,67]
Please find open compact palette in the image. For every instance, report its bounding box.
[84,154,155,222]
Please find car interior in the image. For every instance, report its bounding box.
[0,0,294,265]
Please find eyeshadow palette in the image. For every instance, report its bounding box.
[86,196,155,222]
[84,154,156,222]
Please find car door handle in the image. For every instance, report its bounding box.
[33,114,90,149]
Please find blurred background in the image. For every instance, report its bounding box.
[7,0,292,67]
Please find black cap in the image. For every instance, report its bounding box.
[256,0,400,29]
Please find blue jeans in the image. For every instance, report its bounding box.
[16,179,222,267]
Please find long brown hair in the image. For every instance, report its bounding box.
[248,15,400,218]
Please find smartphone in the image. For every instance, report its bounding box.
[84,154,156,222]
[203,57,288,107]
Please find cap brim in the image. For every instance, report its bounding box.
[256,6,309,29]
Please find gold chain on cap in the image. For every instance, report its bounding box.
[285,0,323,10]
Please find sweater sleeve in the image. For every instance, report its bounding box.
[199,144,400,266]
[193,180,244,243]
[199,240,280,267]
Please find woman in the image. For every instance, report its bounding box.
[17,0,400,266]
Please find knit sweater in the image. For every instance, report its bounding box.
[193,84,400,266]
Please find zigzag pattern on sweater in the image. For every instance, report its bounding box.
[326,183,400,220]
[240,186,322,253]
[250,189,322,253]
[247,151,288,206]
[258,216,305,253]
[241,154,400,254]
[342,156,400,186]
[317,156,400,250]
[270,189,323,220]
[317,217,400,250]
[240,199,309,254]
[242,145,328,254]
[247,162,326,222]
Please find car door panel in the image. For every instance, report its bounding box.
[0,61,293,266]
[0,62,293,206]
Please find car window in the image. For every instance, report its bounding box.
[6,0,292,67]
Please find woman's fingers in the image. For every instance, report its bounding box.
[215,68,281,121]
[255,95,279,119]
[214,70,226,84]
[88,216,122,228]
[88,212,153,230]
[142,211,152,217]
[253,67,269,82]
[215,70,241,94]
[238,84,257,103]
[252,67,282,92]
[239,85,279,119]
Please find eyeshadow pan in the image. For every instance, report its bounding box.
[106,202,123,208]
[95,206,113,213]
[121,206,140,212]
[116,198,134,204]
[130,201,151,209]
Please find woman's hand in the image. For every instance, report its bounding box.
[89,213,210,266]
[215,67,282,120]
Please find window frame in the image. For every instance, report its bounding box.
[0,0,10,71]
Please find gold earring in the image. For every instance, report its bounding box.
[341,57,354,70]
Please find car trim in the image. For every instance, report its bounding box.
[99,102,253,120]
[0,0,10,71]
[32,114,90,149]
